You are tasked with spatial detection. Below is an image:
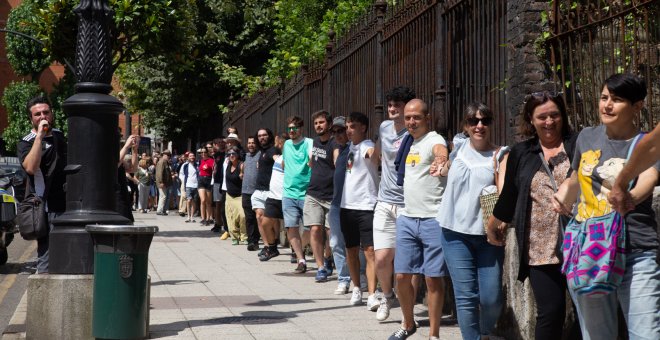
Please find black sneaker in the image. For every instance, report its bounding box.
[257,247,266,257]
[247,243,258,251]
[259,247,280,262]
[294,262,307,274]
[210,226,221,233]
[290,253,297,264]
[388,325,416,340]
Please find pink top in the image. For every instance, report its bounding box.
[198,158,214,177]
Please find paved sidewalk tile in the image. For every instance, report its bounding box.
[138,213,462,339]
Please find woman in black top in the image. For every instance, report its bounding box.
[225,147,248,245]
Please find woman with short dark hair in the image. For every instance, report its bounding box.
[552,73,659,339]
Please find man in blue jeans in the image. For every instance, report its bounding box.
[390,99,449,340]
[328,116,352,294]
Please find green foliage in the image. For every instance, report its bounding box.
[1,78,73,153]
[1,82,43,153]
[264,0,383,81]
[5,0,51,77]
[27,0,196,70]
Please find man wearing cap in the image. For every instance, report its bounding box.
[156,150,173,215]
[304,110,336,282]
[328,116,353,294]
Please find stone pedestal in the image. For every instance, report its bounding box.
[26,275,93,340]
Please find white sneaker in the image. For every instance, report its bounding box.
[376,295,392,321]
[350,287,363,305]
[334,282,349,295]
[366,293,379,311]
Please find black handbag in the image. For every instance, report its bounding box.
[17,187,48,240]
[16,133,59,240]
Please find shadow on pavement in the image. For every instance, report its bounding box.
[151,279,209,286]
[0,261,36,275]
[152,229,218,239]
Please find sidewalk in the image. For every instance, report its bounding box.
[4,212,463,339]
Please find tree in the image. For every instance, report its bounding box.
[4,0,51,79]
[29,0,197,71]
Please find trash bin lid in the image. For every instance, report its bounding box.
[85,224,158,234]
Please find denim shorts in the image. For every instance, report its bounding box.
[185,187,198,200]
[394,215,448,277]
[282,197,305,228]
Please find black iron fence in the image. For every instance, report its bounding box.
[547,0,660,131]
[227,0,510,144]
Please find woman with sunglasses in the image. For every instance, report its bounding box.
[197,147,215,225]
[436,102,508,340]
[552,73,660,339]
[485,90,577,340]
[225,146,248,244]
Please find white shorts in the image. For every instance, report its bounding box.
[373,201,404,250]
[251,190,268,210]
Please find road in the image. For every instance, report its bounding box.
[0,235,36,335]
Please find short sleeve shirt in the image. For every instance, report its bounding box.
[307,137,336,201]
[17,129,67,213]
[282,138,312,200]
[377,120,407,205]
[340,140,379,210]
[572,125,659,252]
[403,131,446,218]
[255,145,280,191]
[267,156,285,200]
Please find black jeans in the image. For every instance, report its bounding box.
[242,193,260,244]
[529,264,566,340]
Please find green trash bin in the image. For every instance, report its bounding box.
[86,224,158,339]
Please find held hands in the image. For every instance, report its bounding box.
[607,183,635,215]
[429,155,448,177]
[551,190,573,216]
[485,216,506,246]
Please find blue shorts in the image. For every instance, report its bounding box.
[282,197,305,228]
[185,187,198,200]
[394,215,448,277]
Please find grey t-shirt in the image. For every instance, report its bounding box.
[377,120,407,204]
[572,125,659,252]
[241,150,260,194]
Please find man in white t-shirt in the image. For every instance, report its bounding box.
[340,111,380,307]
[389,99,448,340]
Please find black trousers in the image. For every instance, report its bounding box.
[242,193,260,244]
[529,264,567,340]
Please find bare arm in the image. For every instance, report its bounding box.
[552,171,579,216]
[333,148,339,165]
[119,135,138,171]
[429,144,449,177]
[496,153,509,193]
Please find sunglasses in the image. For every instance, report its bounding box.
[331,128,346,135]
[287,126,300,132]
[526,91,562,102]
[466,117,493,126]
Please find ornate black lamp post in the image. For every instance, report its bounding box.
[49,0,131,274]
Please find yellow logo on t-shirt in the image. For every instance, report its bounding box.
[406,151,420,168]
